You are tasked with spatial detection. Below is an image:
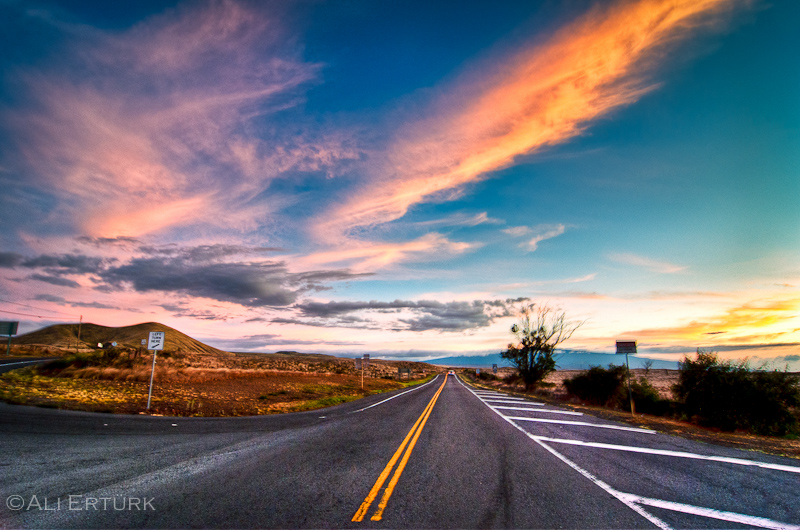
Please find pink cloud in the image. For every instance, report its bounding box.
[298,233,476,272]
[8,1,358,239]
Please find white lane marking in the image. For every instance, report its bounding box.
[528,436,800,474]
[352,375,441,413]
[535,438,673,530]
[490,405,583,416]
[618,492,800,530]
[456,379,670,529]
[482,399,544,405]
[505,417,655,434]
[459,376,800,528]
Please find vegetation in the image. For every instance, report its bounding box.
[564,365,628,406]
[562,364,667,414]
[673,350,799,435]
[463,369,500,382]
[500,303,581,391]
[2,324,440,416]
[559,351,800,436]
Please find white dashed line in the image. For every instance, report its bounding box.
[505,417,655,434]
[617,492,800,530]
[458,377,800,530]
[490,405,583,416]
[528,436,800,474]
[482,399,544,405]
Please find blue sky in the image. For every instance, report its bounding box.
[1,0,798,367]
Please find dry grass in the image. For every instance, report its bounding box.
[0,350,440,416]
[0,368,432,416]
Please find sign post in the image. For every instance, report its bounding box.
[0,321,19,356]
[146,332,165,411]
[616,340,637,415]
[362,354,370,389]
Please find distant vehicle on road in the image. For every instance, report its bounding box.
[447,370,455,376]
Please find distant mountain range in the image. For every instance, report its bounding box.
[428,352,678,370]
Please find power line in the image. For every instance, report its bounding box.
[0,298,78,318]
[0,308,69,319]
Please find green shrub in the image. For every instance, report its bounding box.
[477,371,499,381]
[564,365,671,414]
[563,365,627,406]
[673,351,800,435]
[629,377,672,415]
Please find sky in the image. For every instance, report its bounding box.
[1,0,798,367]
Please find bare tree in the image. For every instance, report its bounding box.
[642,358,654,375]
[500,303,582,391]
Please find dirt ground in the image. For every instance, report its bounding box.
[545,368,679,399]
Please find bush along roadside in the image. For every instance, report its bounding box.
[673,350,800,436]
[561,352,799,437]
[562,364,672,415]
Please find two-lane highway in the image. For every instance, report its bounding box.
[1,373,798,529]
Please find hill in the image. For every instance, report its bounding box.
[12,322,231,356]
[428,352,678,370]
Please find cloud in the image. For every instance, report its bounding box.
[4,1,359,239]
[299,232,475,272]
[521,224,566,252]
[412,212,503,229]
[2,252,109,289]
[204,333,365,352]
[314,0,746,240]
[33,294,66,302]
[2,252,107,273]
[75,236,141,248]
[624,297,800,344]
[69,301,120,309]
[19,254,107,274]
[31,293,117,309]
[0,252,25,268]
[609,252,687,273]
[502,226,531,237]
[138,244,285,262]
[27,274,81,288]
[98,257,371,307]
[4,245,371,311]
[288,297,527,332]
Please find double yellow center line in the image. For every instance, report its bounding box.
[352,376,448,522]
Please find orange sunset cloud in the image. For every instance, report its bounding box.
[316,0,747,241]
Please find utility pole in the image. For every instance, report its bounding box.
[76,315,82,353]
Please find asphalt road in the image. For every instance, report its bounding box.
[0,373,798,529]
[0,358,57,375]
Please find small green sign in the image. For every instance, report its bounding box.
[0,321,19,336]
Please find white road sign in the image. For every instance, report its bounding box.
[147,331,165,350]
